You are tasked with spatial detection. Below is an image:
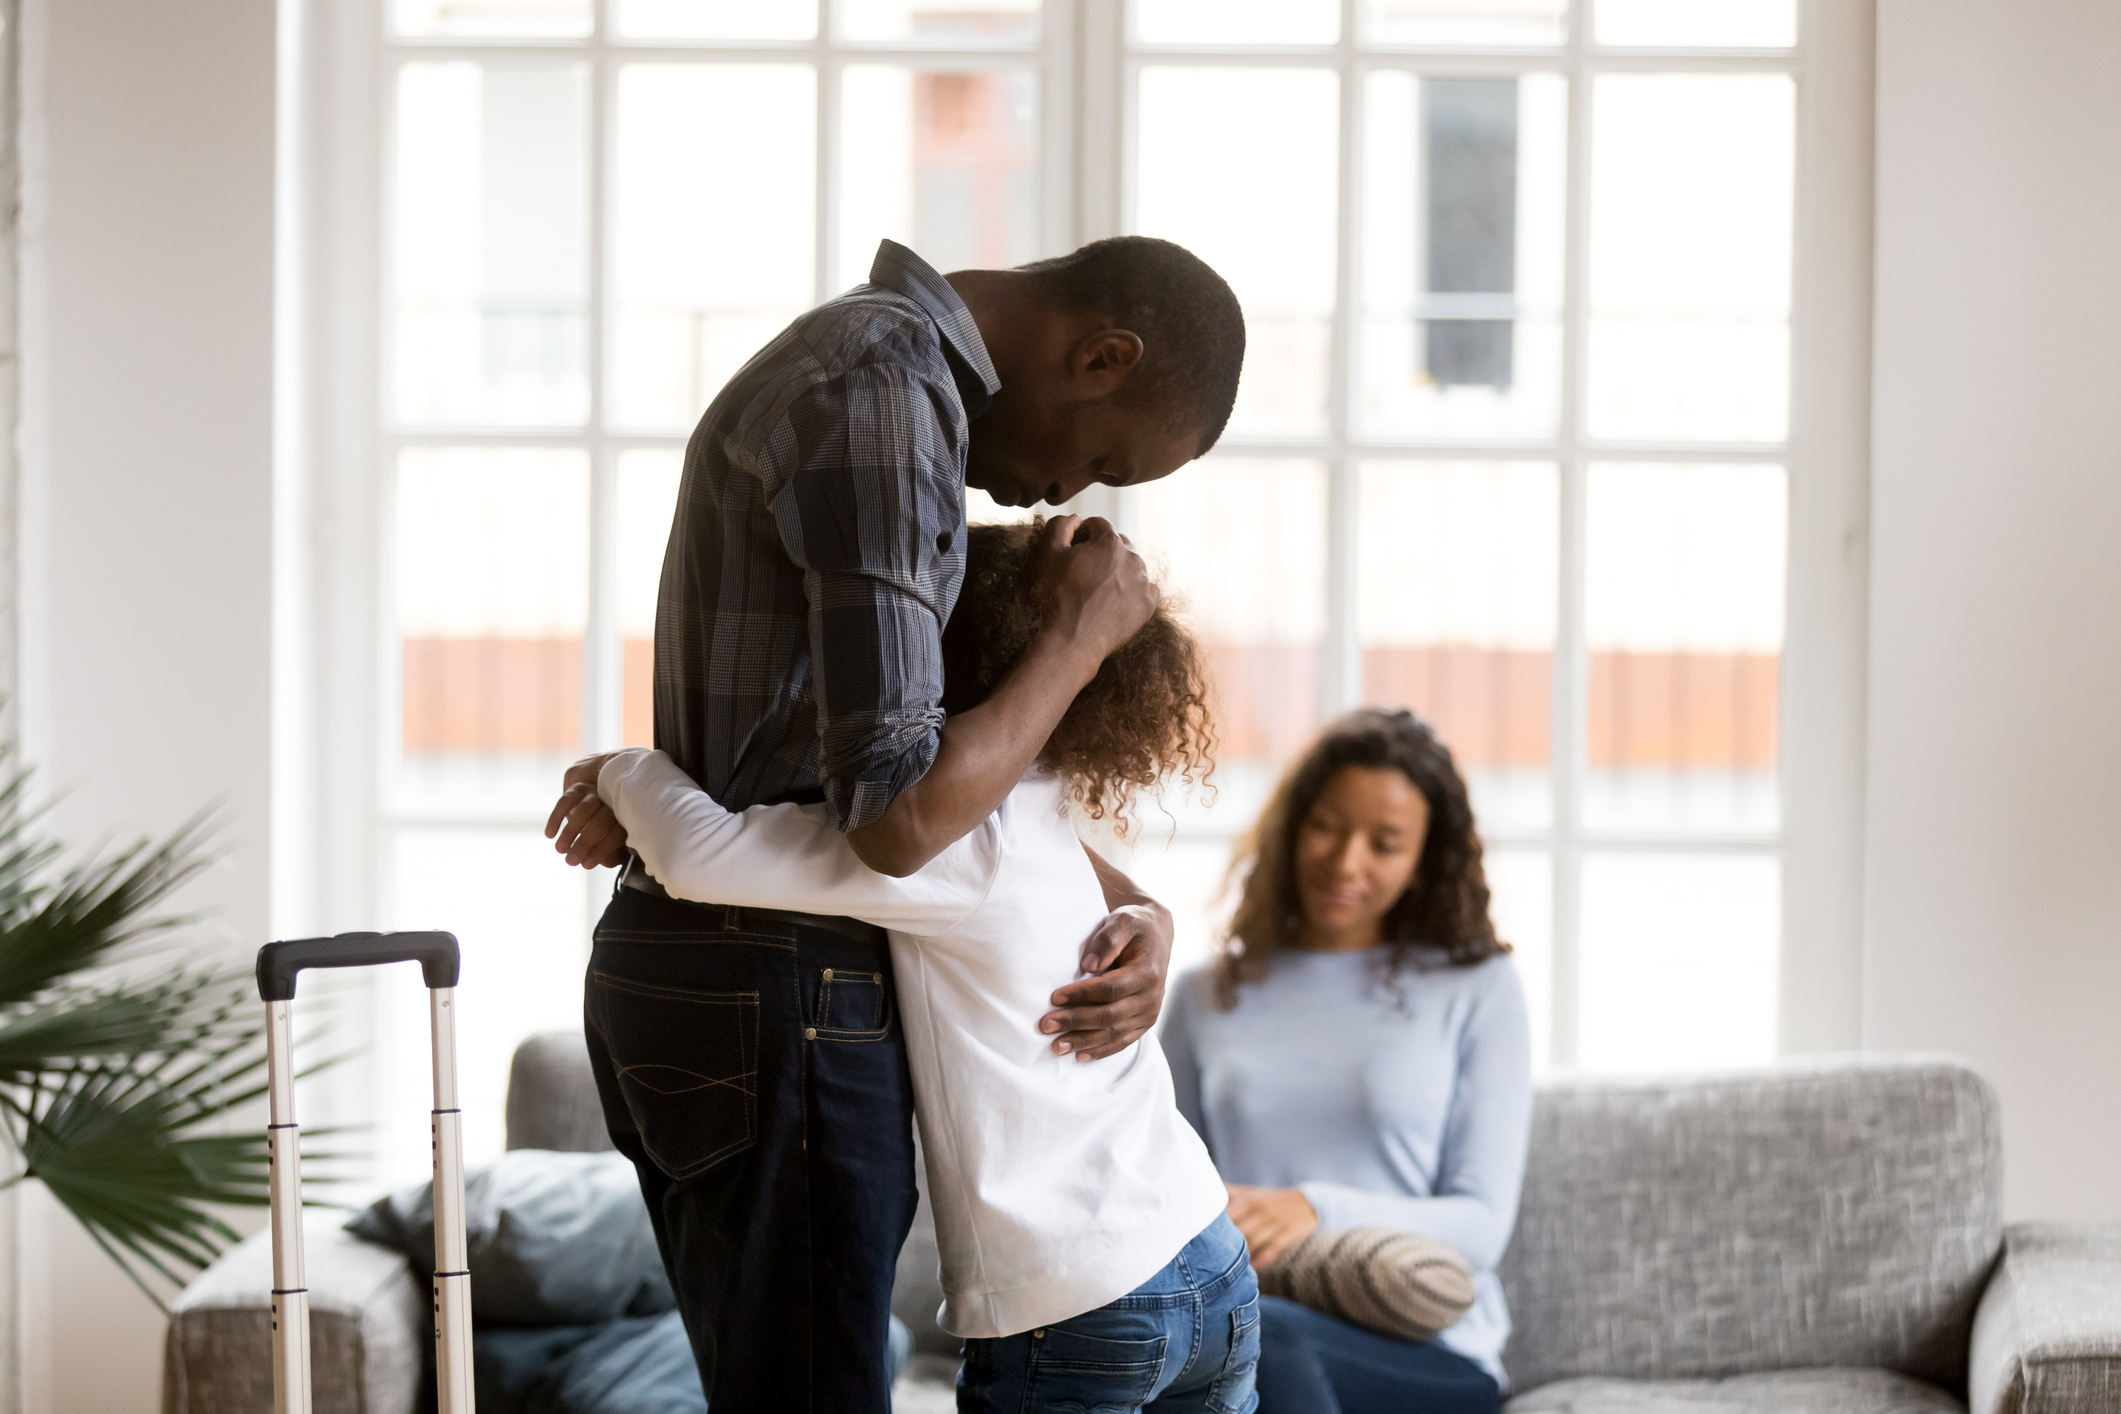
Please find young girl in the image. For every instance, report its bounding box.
[591,520,1259,1414]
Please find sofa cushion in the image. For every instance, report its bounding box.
[1498,1057,2001,1391]
[507,1031,615,1154]
[1506,1367,1966,1413]
[163,1214,427,1414]
[348,1148,673,1327]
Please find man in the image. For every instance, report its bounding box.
[547,236,1244,1411]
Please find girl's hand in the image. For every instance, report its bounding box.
[546,754,628,868]
[1225,1183,1319,1269]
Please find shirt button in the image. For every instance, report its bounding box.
[804,1027,817,1041]
[936,529,952,553]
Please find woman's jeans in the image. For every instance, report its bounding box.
[1252,1295,1500,1414]
[957,1212,1262,1414]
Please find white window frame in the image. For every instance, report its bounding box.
[278,0,1872,1126]
[1080,0,1874,1065]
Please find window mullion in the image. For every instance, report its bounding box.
[586,33,620,755]
[1320,0,1361,720]
[1078,0,1125,243]
[1547,1,1595,1070]
[816,35,840,304]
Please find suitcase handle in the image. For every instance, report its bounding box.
[256,930,461,1001]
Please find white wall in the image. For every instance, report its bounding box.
[14,0,277,1406]
[1868,0,2121,1222]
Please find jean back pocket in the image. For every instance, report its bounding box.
[589,969,758,1180]
[1026,1326,1167,1414]
[1207,1294,1261,1414]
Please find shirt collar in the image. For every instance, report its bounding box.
[868,239,1002,418]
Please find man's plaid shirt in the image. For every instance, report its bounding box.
[652,241,1000,832]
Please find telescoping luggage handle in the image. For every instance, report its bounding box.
[256,932,473,1414]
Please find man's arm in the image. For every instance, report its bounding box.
[845,514,1156,876]
[1034,843,1175,1061]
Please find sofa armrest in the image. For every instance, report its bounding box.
[1970,1222,2121,1414]
[163,1212,427,1414]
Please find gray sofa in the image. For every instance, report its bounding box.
[165,1036,2121,1413]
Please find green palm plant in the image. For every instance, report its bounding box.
[0,745,338,1310]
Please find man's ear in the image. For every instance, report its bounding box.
[1072,329,1146,390]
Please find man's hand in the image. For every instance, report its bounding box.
[544,752,628,869]
[844,517,1157,879]
[1034,514,1158,665]
[1037,901,1172,1061]
[1225,1184,1320,1270]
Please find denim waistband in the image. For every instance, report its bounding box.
[1107,1213,1254,1311]
[617,855,887,948]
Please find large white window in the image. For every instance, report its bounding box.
[326,0,1866,1180]
[1106,1,1809,1079]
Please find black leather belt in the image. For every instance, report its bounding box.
[619,858,886,947]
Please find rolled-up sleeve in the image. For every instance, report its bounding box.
[770,360,966,832]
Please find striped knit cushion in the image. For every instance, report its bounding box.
[1256,1226,1477,1343]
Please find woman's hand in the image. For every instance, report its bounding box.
[545,753,629,868]
[1225,1184,1319,1269]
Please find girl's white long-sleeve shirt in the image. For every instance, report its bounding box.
[598,748,1227,1340]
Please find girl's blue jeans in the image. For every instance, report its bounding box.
[956,1212,1262,1413]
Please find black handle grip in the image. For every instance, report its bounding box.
[256,931,461,1002]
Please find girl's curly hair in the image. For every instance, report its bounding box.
[941,519,1215,833]
[1216,708,1507,1008]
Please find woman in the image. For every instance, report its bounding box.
[1162,709,1532,1414]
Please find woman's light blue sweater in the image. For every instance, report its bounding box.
[1162,947,1532,1383]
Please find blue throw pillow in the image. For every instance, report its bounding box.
[474,1311,915,1414]
[346,1149,675,1327]
[476,1312,704,1414]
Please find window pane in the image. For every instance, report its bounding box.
[1362,0,1566,47]
[839,67,1039,294]
[1136,69,1338,438]
[1587,74,1793,441]
[1126,459,1328,818]
[393,0,589,38]
[1577,852,1778,1071]
[1596,0,1795,47]
[1359,462,1557,829]
[395,448,590,810]
[1115,835,1236,984]
[1484,849,1553,1073]
[1134,0,1338,45]
[393,63,589,427]
[615,0,816,38]
[618,449,683,748]
[1359,72,1565,440]
[612,65,817,432]
[1584,463,1785,832]
[377,829,593,1180]
[840,0,1038,44]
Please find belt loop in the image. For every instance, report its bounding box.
[722,904,740,932]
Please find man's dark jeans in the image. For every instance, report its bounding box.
[584,880,917,1414]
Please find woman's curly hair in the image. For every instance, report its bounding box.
[941,519,1215,833]
[1217,708,1507,1008]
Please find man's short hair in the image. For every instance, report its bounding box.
[1019,236,1245,456]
